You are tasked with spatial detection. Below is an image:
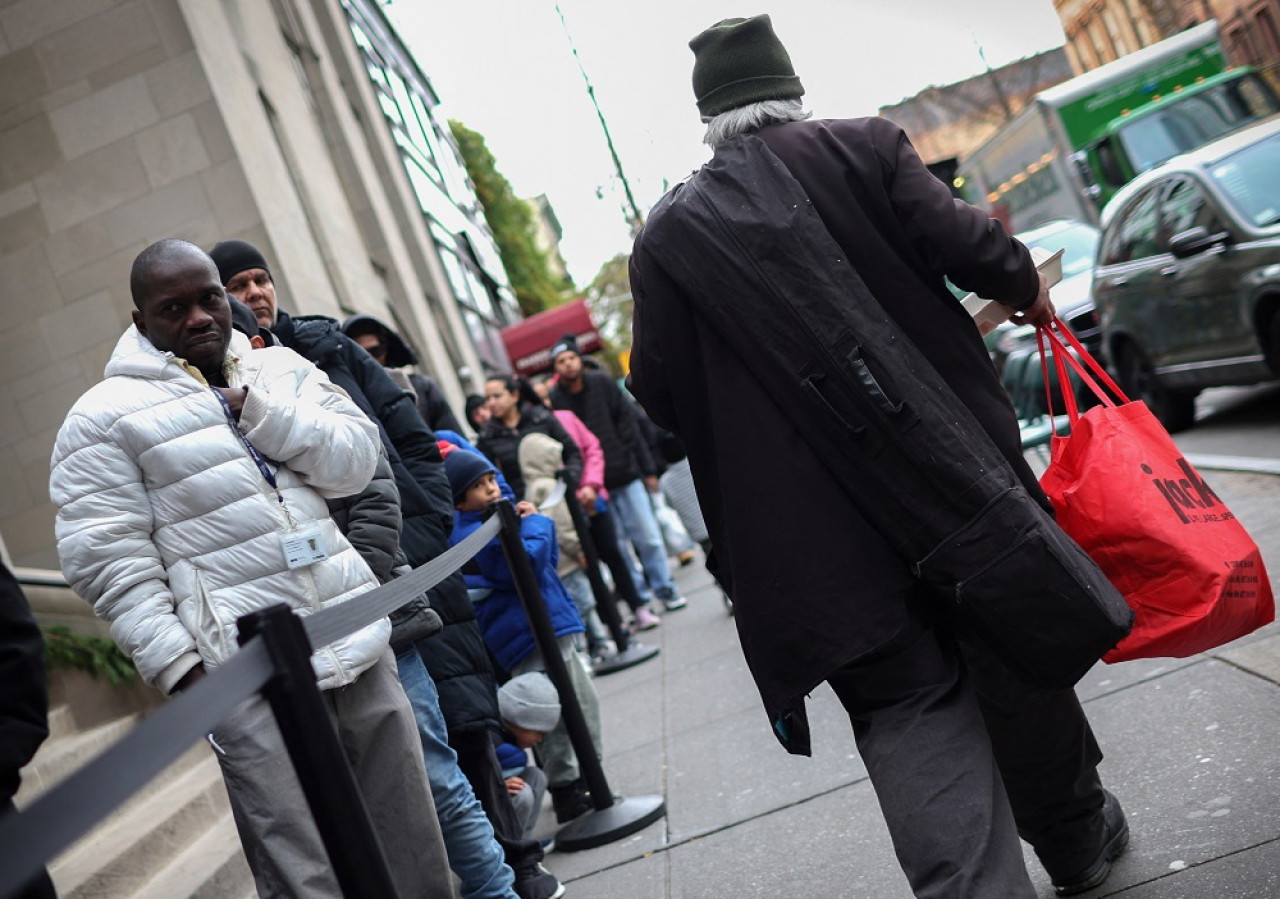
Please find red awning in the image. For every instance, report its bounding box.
[500,298,601,376]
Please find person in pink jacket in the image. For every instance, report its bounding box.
[531,379,660,631]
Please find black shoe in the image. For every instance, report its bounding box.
[1051,790,1130,896]
[550,778,593,824]
[514,864,565,899]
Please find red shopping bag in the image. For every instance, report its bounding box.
[1036,319,1274,663]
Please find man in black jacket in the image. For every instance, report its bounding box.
[549,337,689,614]
[211,240,561,899]
[340,313,464,435]
[628,15,1125,899]
[0,562,56,898]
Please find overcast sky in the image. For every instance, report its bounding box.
[387,1,1067,287]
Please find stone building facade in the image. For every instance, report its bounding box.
[879,48,1074,169]
[0,0,521,569]
[1053,0,1280,82]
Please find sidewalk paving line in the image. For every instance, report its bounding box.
[1182,453,1280,476]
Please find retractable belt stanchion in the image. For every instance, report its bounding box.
[490,500,665,851]
[558,470,660,675]
[237,604,399,898]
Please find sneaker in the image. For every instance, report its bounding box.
[1051,790,1130,896]
[661,593,688,611]
[588,638,618,668]
[514,864,565,899]
[677,549,696,567]
[633,606,662,630]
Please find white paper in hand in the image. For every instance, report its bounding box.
[960,247,1065,336]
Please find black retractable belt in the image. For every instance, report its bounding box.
[239,605,399,898]
[0,518,503,898]
[490,499,665,851]
[558,470,660,675]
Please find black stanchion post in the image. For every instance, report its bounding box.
[559,470,660,675]
[491,499,665,851]
[237,604,399,898]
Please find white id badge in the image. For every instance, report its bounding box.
[281,524,329,569]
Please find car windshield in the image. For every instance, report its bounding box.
[1015,222,1099,278]
[1208,131,1280,227]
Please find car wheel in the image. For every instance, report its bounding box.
[1116,341,1197,433]
[1269,312,1280,377]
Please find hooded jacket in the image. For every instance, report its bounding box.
[51,327,386,695]
[519,433,583,578]
[340,313,463,434]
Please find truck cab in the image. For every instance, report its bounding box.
[1081,68,1280,205]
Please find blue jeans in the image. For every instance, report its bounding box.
[396,649,518,899]
[610,478,678,600]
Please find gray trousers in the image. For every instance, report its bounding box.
[827,616,1107,899]
[506,764,548,842]
[511,635,602,788]
[211,650,453,899]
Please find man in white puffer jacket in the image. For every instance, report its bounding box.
[49,238,453,898]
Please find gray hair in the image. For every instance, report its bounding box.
[702,98,811,149]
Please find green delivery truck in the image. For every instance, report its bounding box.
[957,20,1279,234]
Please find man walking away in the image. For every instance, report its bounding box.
[549,338,689,614]
[628,17,1127,898]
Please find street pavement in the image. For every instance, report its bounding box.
[535,454,1280,897]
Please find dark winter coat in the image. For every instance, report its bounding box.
[274,311,499,733]
[408,372,464,434]
[550,369,646,489]
[0,563,48,802]
[477,403,583,501]
[340,312,464,433]
[629,118,1126,752]
[325,449,441,650]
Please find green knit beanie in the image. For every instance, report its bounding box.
[689,14,804,118]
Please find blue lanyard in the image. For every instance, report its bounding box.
[213,388,295,524]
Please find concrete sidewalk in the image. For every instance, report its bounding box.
[537,468,1280,898]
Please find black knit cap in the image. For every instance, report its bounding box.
[689,14,804,118]
[208,240,271,286]
[549,333,579,363]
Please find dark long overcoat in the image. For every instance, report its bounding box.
[630,117,1047,747]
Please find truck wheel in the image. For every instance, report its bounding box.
[1116,341,1197,432]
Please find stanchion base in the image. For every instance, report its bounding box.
[554,794,667,852]
[592,641,660,676]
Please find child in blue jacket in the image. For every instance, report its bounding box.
[444,445,604,824]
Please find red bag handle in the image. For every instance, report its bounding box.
[1038,326,1079,423]
[1036,316,1131,425]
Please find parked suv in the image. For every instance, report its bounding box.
[1093,117,1280,432]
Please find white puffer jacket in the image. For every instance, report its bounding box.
[50,326,389,695]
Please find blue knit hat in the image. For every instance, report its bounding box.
[444,450,496,504]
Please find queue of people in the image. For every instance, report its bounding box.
[35,14,1135,899]
[45,226,711,899]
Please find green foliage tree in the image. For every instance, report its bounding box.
[449,120,571,317]
[585,252,634,375]
[43,626,137,686]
